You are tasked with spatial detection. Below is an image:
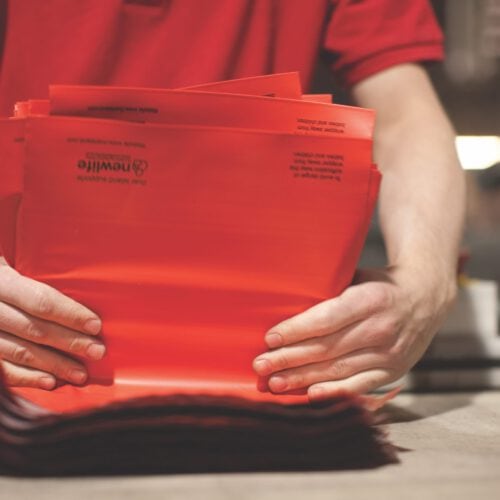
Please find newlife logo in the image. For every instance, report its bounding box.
[76,152,148,185]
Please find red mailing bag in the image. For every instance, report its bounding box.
[1,113,379,412]
[12,72,304,118]
[0,78,398,474]
[48,85,368,137]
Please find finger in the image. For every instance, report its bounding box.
[267,348,387,393]
[0,359,56,390]
[0,301,106,361]
[307,369,393,402]
[255,322,361,376]
[254,315,396,376]
[264,284,391,349]
[0,265,101,335]
[0,331,88,385]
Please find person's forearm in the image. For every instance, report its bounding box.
[353,64,465,292]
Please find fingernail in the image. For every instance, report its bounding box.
[265,332,283,349]
[254,358,272,376]
[257,376,270,393]
[84,318,101,335]
[269,376,288,392]
[39,376,56,390]
[86,343,106,360]
[70,369,87,384]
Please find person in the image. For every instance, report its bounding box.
[0,0,465,399]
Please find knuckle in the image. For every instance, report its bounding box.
[340,285,357,301]
[60,362,82,380]
[55,361,73,379]
[364,325,386,346]
[274,351,291,371]
[0,262,18,280]
[385,314,400,333]
[377,317,399,341]
[67,337,86,354]
[366,317,399,345]
[22,319,44,341]
[11,345,35,365]
[0,265,12,286]
[314,304,335,329]
[367,286,391,312]
[345,284,391,317]
[33,289,54,317]
[288,372,305,389]
[388,342,405,361]
[0,267,19,296]
[311,339,330,358]
[340,285,365,306]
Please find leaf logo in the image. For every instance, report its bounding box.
[132,159,148,177]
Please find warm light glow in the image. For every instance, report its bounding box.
[456,136,500,170]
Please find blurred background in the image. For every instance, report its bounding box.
[312,0,500,390]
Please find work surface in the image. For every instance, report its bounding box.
[1,391,499,500]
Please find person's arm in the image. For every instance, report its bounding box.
[354,63,464,288]
[253,63,465,399]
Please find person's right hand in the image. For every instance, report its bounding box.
[0,257,105,390]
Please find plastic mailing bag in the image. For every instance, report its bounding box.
[12,72,304,118]
[182,71,303,98]
[0,113,378,410]
[0,76,396,474]
[48,84,369,139]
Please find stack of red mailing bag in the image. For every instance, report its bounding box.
[0,73,397,474]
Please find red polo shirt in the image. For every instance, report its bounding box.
[0,0,443,117]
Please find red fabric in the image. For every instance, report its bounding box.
[324,0,444,86]
[0,0,443,117]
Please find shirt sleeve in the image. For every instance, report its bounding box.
[322,0,444,88]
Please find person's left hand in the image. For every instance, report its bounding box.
[252,266,456,400]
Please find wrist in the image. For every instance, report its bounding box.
[387,258,458,312]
